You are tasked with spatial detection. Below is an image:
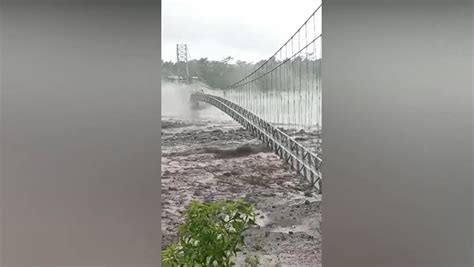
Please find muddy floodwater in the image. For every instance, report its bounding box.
[161,100,322,266]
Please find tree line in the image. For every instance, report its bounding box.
[161,57,263,89]
[161,56,321,90]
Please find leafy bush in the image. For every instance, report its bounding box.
[162,199,256,267]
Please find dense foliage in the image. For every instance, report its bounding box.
[162,199,256,267]
[162,56,321,91]
[162,57,262,89]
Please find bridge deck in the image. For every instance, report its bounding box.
[190,93,322,194]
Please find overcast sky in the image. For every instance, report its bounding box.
[162,0,322,63]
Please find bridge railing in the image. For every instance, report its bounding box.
[214,95,322,167]
[224,3,322,132]
[191,93,322,193]
[189,3,323,192]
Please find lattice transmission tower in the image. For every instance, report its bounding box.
[176,44,190,84]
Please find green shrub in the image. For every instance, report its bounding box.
[162,199,256,267]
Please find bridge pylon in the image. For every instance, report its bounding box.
[176,44,190,84]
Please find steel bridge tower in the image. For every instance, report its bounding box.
[176,44,190,84]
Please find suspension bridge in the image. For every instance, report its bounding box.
[189,4,322,193]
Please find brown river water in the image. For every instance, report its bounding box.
[161,83,322,266]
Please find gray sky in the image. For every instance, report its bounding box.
[162,0,322,63]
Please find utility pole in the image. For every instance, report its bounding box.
[176,44,190,84]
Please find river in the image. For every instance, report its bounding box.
[161,82,322,266]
